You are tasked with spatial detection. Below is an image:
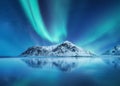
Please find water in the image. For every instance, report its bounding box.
[0,56,120,86]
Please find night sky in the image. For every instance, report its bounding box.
[0,0,120,56]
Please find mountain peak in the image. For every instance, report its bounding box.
[60,41,76,47]
[114,45,120,51]
[103,44,120,55]
[21,41,94,57]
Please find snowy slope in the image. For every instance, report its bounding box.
[103,45,120,55]
[21,41,94,57]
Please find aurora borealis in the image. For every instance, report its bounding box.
[19,0,71,43]
[0,0,120,56]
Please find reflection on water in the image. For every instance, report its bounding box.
[104,57,120,70]
[22,58,77,72]
[0,56,120,86]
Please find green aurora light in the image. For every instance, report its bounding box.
[48,0,71,42]
[19,0,71,43]
[19,0,52,42]
[77,4,120,53]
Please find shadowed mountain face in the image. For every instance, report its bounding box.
[103,45,120,55]
[21,41,94,57]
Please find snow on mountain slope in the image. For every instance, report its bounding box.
[21,41,94,57]
[103,45,120,55]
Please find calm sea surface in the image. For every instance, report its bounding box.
[0,56,120,86]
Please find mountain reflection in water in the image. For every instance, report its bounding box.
[0,57,120,86]
[22,58,77,72]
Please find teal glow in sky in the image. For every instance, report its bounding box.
[48,0,71,42]
[19,0,71,43]
[77,3,120,53]
[19,0,53,42]
[0,0,120,55]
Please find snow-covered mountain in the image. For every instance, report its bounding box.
[21,41,94,57]
[103,45,120,55]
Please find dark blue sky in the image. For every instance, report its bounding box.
[0,0,120,56]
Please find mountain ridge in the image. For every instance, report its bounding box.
[103,45,120,55]
[21,41,95,57]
